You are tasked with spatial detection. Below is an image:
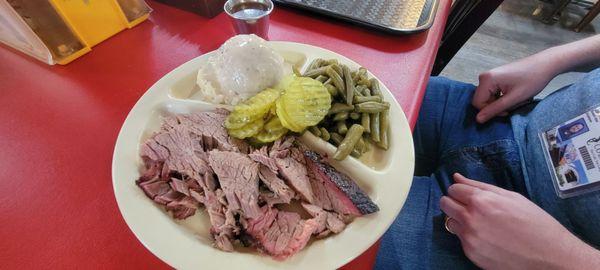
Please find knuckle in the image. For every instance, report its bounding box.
[478,71,492,80]
[469,191,487,205]
[468,193,494,215]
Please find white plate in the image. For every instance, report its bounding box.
[112,41,415,270]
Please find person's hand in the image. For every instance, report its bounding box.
[441,173,600,270]
[472,56,555,123]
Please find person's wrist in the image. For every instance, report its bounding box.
[536,44,583,78]
[576,243,600,269]
[528,48,564,80]
[553,233,600,269]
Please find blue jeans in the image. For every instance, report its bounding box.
[375,77,526,269]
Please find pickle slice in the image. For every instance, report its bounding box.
[280,77,331,128]
[254,117,289,143]
[225,88,280,130]
[276,97,304,132]
[228,117,264,139]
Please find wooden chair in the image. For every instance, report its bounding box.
[432,0,505,75]
[543,0,600,32]
[574,0,600,32]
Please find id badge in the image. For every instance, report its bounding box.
[540,106,600,198]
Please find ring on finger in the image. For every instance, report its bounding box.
[444,216,456,235]
[493,89,505,99]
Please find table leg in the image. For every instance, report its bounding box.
[574,1,600,32]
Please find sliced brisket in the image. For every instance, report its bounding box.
[258,165,295,205]
[245,207,319,260]
[208,150,261,219]
[304,150,379,216]
[249,146,278,172]
[275,148,315,204]
[165,196,198,219]
[140,124,211,179]
[135,111,380,258]
[176,112,249,153]
[301,203,346,237]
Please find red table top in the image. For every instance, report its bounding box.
[0,1,450,269]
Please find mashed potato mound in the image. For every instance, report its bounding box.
[195,35,285,105]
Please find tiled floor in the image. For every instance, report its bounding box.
[440,0,600,97]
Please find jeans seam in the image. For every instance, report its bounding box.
[440,139,518,162]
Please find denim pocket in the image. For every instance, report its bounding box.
[441,139,527,194]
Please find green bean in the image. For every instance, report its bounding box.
[306,59,323,71]
[375,109,389,149]
[309,126,321,137]
[357,78,372,87]
[320,127,331,141]
[330,132,343,145]
[304,66,328,78]
[331,133,359,158]
[380,109,390,135]
[343,65,354,105]
[355,102,390,113]
[328,103,354,115]
[325,84,338,96]
[326,66,345,93]
[354,95,382,103]
[350,112,360,120]
[315,75,328,83]
[361,113,371,133]
[325,59,339,66]
[351,71,359,82]
[355,85,367,95]
[356,136,366,153]
[370,78,382,98]
[354,88,364,97]
[370,112,381,142]
[333,124,365,160]
[333,111,349,122]
[363,137,371,152]
[331,64,343,75]
[362,87,371,96]
[358,67,367,78]
[336,121,348,135]
[376,130,389,150]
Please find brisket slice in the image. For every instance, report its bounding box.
[304,150,379,216]
[136,159,199,219]
[249,146,278,172]
[244,207,319,260]
[165,196,198,219]
[195,173,239,252]
[275,148,315,204]
[175,111,249,153]
[258,165,295,206]
[301,203,346,238]
[140,123,211,179]
[208,150,261,219]
[269,137,295,158]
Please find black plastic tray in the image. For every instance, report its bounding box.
[273,0,440,34]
